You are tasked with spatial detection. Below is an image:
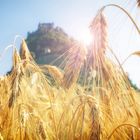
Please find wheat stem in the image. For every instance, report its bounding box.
[100,4,140,35]
[108,123,140,140]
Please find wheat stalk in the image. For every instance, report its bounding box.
[121,51,140,65]
[13,49,21,69]
[8,49,23,108]
[0,4,140,140]
[88,12,109,82]
[20,39,33,62]
[90,12,108,55]
[40,65,63,85]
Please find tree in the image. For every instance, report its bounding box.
[26,23,74,64]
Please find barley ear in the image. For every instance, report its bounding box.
[41,65,63,84]
[90,12,108,54]
[20,39,33,61]
[88,12,109,81]
[132,51,140,56]
[13,49,21,68]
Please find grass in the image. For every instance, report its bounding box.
[0,3,140,140]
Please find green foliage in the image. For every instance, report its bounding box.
[26,23,73,64]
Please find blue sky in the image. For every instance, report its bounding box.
[0,0,140,87]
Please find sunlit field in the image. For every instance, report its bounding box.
[1,1,140,140]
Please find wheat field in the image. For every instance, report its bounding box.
[0,3,140,140]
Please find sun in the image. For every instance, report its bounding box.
[78,29,92,46]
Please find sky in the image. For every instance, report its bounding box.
[0,0,140,87]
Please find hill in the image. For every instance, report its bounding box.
[26,23,74,64]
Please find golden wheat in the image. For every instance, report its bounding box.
[0,3,140,140]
